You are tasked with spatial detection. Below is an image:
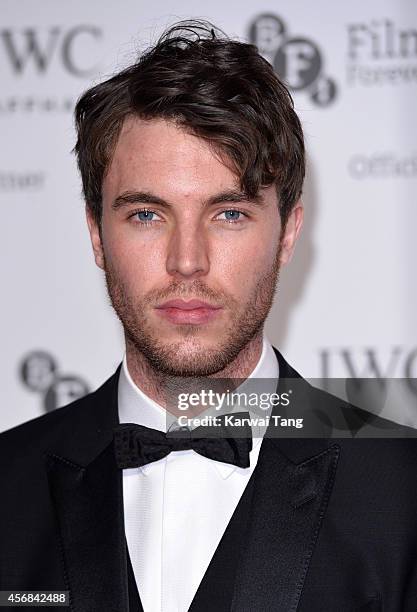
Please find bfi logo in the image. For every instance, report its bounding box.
[19,350,90,412]
[248,13,337,107]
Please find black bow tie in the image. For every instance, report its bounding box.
[113,413,253,469]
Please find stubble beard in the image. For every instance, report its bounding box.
[103,244,282,377]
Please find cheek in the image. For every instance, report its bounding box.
[103,228,167,293]
[213,228,280,295]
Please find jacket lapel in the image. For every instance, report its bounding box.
[229,349,340,611]
[46,443,129,612]
[230,435,340,612]
[44,365,138,612]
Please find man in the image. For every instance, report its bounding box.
[1,20,417,612]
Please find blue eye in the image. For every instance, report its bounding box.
[136,210,155,222]
[218,210,243,221]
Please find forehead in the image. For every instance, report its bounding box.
[103,116,240,199]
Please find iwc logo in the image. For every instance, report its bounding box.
[19,350,90,413]
[0,25,103,114]
[248,13,337,106]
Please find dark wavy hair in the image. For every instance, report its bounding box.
[74,20,305,228]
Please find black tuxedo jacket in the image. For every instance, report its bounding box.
[1,349,417,611]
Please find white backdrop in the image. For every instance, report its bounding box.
[2,0,416,432]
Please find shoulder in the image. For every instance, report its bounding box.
[274,345,417,435]
[273,347,417,468]
[0,365,121,465]
[0,393,93,477]
[0,393,89,449]
[298,377,417,506]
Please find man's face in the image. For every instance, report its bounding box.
[87,117,302,376]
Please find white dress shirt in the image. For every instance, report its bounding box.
[118,337,279,612]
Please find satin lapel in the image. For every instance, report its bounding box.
[231,436,340,612]
[230,348,340,611]
[46,441,129,612]
[44,364,137,612]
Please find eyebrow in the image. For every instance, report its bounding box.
[111,189,266,211]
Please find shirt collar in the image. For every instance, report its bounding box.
[118,336,279,478]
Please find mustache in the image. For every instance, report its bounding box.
[144,280,233,306]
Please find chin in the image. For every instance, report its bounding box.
[146,341,231,377]
[160,325,221,344]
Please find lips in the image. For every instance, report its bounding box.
[157,299,221,310]
[155,299,222,324]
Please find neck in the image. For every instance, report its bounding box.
[125,332,264,409]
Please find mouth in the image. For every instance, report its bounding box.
[155,299,223,325]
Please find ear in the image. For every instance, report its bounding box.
[85,205,105,270]
[279,201,304,265]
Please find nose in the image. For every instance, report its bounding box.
[166,221,210,279]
